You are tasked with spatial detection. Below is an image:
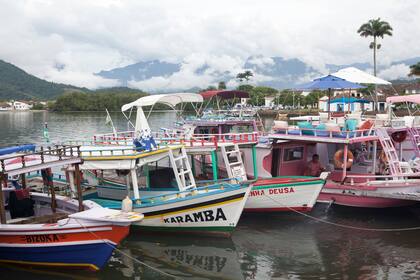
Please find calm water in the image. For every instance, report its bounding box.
[1,111,420,280]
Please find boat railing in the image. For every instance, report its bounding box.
[0,145,82,174]
[272,127,377,140]
[93,130,259,148]
[158,132,258,148]
[66,139,133,146]
[93,131,135,142]
[343,172,420,185]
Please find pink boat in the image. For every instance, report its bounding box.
[248,111,420,208]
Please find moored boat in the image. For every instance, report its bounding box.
[88,92,327,213]
[0,145,143,271]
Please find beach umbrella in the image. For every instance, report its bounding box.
[296,75,365,119]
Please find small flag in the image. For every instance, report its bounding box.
[43,122,50,143]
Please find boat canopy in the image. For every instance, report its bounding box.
[332,67,391,85]
[329,97,369,104]
[386,94,420,105]
[200,90,249,100]
[0,144,35,156]
[121,93,203,112]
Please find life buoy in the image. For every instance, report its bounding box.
[334,149,354,169]
[359,119,374,130]
[391,131,407,143]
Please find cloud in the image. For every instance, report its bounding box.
[128,53,244,91]
[378,64,410,80]
[0,0,419,89]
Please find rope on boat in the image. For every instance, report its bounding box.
[263,194,420,232]
[71,218,181,279]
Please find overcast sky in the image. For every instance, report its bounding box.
[0,0,419,89]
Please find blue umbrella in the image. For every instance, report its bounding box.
[295,75,365,118]
[297,74,366,90]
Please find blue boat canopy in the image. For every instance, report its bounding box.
[329,97,370,104]
[0,144,36,156]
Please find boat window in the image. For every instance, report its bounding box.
[283,147,304,161]
[232,125,252,133]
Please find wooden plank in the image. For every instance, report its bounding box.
[0,174,6,224]
[74,164,84,212]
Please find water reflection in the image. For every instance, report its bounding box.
[119,232,244,279]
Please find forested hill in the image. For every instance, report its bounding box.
[0,59,85,100]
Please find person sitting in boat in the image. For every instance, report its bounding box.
[133,128,157,151]
[304,154,325,177]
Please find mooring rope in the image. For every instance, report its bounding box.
[72,218,181,279]
[263,194,420,232]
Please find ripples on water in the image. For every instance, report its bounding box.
[0,111,419,279]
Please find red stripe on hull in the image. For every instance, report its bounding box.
[0,225,129,245]
[244,207,312,212]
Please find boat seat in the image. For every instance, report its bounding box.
[8,212,69,224]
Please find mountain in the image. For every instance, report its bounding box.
[0,60,85,100]
[96,60,181,86]
[96,55,420,91]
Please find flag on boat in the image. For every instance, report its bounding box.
[43,122,50,143]
[105,108,117,136]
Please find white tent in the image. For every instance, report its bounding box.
[332,67,391,85]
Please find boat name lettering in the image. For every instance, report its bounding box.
[23,234,60,243]
[164,249,227,272]
[250,187,295,197]
[163,208,227,223]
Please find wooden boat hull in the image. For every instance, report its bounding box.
[245,177,325,212]
[0,223,130,271]
[136,185,250,236]
[93,184,251,236]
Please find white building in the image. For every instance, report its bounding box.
[8,101,32,110]
[264,96,275,107]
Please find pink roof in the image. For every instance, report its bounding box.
[200,90,249,100]
[386,94,420,104]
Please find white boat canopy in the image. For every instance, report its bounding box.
[332,67,391,85]
[121,93,203,137]
[121,93,203,112]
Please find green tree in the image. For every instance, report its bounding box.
[357,18,393,77]
[409,62,420,77]
[237,84,254,92]
[248,86,278,106]
[218,81,227,90]
[52,91,148,112]
[32,103,45,110]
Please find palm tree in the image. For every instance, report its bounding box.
[357,18,393,77]
[408,62,420,77]
[236,71,254,82]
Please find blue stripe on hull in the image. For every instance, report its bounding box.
[0,242,115,270]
